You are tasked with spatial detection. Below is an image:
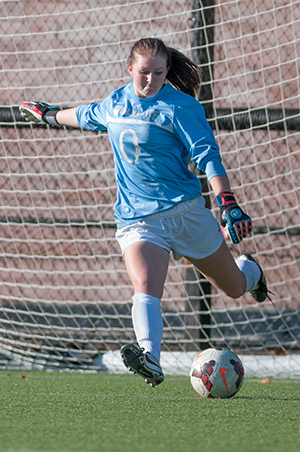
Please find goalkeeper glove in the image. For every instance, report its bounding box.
[216,192,252,244]
[19,101,61,127]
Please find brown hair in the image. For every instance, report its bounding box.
[127,37,201,98]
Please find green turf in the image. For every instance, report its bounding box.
[0,371,300,452]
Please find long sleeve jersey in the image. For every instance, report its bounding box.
[76,82,226,227]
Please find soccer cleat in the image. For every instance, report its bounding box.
[120,344,164,387]
[241,253,272,303]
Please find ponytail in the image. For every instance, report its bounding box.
[167,47,201,98]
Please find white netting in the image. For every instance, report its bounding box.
[0,0,300,376]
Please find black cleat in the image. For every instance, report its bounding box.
[120,344,164,387]
[241,253,273,303]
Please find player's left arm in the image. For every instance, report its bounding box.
[172,102,252,244]
[210,174,252,244]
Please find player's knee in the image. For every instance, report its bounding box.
[222,271,247,299]
[222,281,246,299]
[131,274,164,299]
[131,274,150,294]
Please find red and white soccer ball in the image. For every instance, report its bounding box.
[190,347,244,399]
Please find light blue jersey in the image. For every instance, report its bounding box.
[76,83,226,227]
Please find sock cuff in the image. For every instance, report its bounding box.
[235,255,261,293]
[132,292,161,307]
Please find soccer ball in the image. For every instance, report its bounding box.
[190,347,244,398]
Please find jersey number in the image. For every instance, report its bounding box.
[119,128,140,164]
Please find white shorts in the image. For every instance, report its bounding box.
[115,197,223,261]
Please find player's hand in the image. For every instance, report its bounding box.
[216,192,252,244]
[19,101,61,127]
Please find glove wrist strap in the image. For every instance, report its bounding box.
[216,191,236,207]
[43,109,61,127]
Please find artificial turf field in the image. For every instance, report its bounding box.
[0,371,299,452]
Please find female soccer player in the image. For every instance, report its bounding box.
[20,37,269,387]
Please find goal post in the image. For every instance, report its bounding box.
[1,0,300,378]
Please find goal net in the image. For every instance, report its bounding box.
[1,0,300,378]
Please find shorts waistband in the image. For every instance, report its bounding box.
[144,196,204,221]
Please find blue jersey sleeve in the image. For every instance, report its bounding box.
[76,101,108,132]
[173,101,227,181]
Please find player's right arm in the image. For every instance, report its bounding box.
[19,101,79,128]
[56,108,79,128]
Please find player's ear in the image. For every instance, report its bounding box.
[127,64,133,76]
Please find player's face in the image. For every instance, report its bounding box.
[128,52,169,98]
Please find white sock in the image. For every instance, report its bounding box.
[235,255,261,293]
[132,293,163,361]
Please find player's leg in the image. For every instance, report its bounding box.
[121,241,169,386]
[124,240,169,299]
[187,240,262,299]
[124,241,169,359]
[169,197,269,302]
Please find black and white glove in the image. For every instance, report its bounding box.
[19,101,61,127]
[216,192,252,244]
